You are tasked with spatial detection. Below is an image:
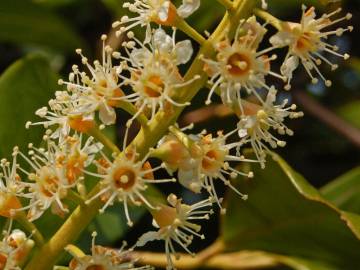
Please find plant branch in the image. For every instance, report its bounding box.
[132,240,225,269]
[175,17,206,45]
[253,8,283,30]
[131,241,281,269]
[87,125,121,154]
[116,101,149,128]
[293,90,360,149]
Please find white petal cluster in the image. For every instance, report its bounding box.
[155,127,253,211]
[117,28,197,124]
[236,88,303,167]
[202,16,284,107]
[270,6,353,89]
[85,128,175,226]
[112,0,200,39]
[6,134,103,221]
[137,194,213,270]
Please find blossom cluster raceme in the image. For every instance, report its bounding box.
[0,1,353,270]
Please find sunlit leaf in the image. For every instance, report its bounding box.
[222,152,360,269]
[321,167,360,214]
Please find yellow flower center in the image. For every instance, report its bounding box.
[144,75,165,98]
[112,167,137,191]
[227,52,251,77]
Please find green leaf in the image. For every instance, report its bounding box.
[0,54,58,158]
[222,152,360,270]
[0,0,84,53]
[321,167,360,214]
[336,101,360,129]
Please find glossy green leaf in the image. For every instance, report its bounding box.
[0,0,84,53]
[222,152,360,270]
[321,167,360,214]
[0,54,58,158]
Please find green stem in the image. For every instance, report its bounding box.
[25,198,103,270]
[24,1,256,269]
[216,0,234,11]
[253,8,283,30]
[87,125,120,154]
[116,100,149,127]
[66,190,85,205]
[15,212,45,247]
[175,16,206,45]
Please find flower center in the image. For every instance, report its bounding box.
[112,167,137,191]
[152,205,178,228]
[144,75,165,98]
[202,149,223,173]
[68,116,94,133]
[295,32,318,54]
[86,265,105,270]
[66,154,87,184]
[95,79,124,107]
[38,167,60,198]
[227,52,251,77]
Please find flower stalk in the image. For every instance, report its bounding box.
[216,0,235,11]
[253,8,283,30]
[175,16,207,45]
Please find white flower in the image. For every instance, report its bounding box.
[59,35,128,125]
[137,194,213,270]
[15,134,102,221]
[116,28,198,124]
[112,0,200,40]
[26,91,95,140]
[0,151,25,218]
[270,6,353,89]
[236,88,303,167]
[156,127,252,211]
[202,16,284,107]
[66,232,153,270]
[0,225,34,270]
[85,128,176,226]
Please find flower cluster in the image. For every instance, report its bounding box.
[0,1,352,270]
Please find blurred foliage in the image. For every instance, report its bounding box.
[0,0,85,53]
[0,54,58,158]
